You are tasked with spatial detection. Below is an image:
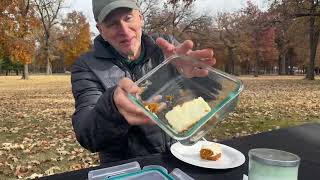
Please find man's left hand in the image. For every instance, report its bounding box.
[156,38,216,78]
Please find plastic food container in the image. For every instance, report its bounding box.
[128,55,244,145]
[248,148,300,180]
[87,161,194,180]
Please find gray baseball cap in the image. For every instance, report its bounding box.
[92,0,140,23]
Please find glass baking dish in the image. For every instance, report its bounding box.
[128,55,244,145]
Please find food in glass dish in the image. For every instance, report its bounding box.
[165,97,211,133]
[144,102,161,113]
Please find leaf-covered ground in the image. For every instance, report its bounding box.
[0,75,319,179]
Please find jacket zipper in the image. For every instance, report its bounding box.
[113,58,135,81]
[130,72,136,81]
[131,64,139,82]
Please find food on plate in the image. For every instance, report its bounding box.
[200,143,222,161]
[165,97,211,133]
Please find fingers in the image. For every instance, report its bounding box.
[120,111,153,125]
[114,88,142,114]
[156,38,215,66]
[200,58,216,66]
[118,78,139,94]
[187,48,216,66]
[156,38,195,58]
[157,37,217,79]
[191,67,209,77]
[156,38,176,57]
[176,40,193,55]
[187,48,213,59]
[114,78,142,115]
[114,78,155,125]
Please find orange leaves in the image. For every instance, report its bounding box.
[8,39,34,64]
[0,0,38,65]
[58,11,91,68]
[0,76,99,179]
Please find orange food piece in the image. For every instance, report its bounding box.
[165,95,174,101]
[200,148,221,161]
[144,102,160,113]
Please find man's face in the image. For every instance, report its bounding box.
[98,8,143,58]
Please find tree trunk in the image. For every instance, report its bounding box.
[226,46,235,74]
[278,53,286,75]
[306,15,318,80]
[21,63,29,80]
[45,33,52,75]
[46,57,52,75]
[230,48,235,75]
[287,48,294,75]
[254,50,259,77]
[276,30,286,75]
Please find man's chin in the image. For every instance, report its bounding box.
[118,49,134,58]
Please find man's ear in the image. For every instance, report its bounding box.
[139,13,144,27]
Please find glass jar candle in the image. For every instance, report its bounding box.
[248,148,300,180]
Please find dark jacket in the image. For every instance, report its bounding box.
[71,33,178,164]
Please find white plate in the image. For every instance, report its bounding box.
[170,141,245,169]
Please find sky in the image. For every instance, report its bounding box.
[63,0,267,36]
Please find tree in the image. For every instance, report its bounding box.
[293,0,320,80]
[0,0,38,79]
[168,0,195,6]
[217,12,246,74]
[270,0,293,75]
[270,0,320,80]
[241,2,276,77]
[144,0,193,37]
[0,57,23,75]
[259,27,279,73]
[270,0,310,75]
[137,0,160,17]
[142,0,210,44]
[58,11,91,70]
[34,0,63,75]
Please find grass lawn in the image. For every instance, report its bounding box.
[0,75,319,179]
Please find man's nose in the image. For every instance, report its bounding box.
[118,21,130,35]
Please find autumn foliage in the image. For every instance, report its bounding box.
[8,40,34,65]
[1,0,319,78]
[0,0,91,77]
[0,0,38,66]
[58,11,91,69]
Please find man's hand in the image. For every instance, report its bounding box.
[114,78,154,125]
[156,38,216,78]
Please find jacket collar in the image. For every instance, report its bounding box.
[92,35,114,59]
[92,33,159,60]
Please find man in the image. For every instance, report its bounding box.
[71,0,216,164]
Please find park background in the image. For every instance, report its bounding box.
[0,0,319,179]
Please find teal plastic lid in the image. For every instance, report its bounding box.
[107,168,174,180]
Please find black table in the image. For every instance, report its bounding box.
[40,123,320,180]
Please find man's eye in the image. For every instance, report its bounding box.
[105,22,116,28]
[125,15,134,21]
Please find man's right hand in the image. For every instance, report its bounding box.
[113,78,154,125]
